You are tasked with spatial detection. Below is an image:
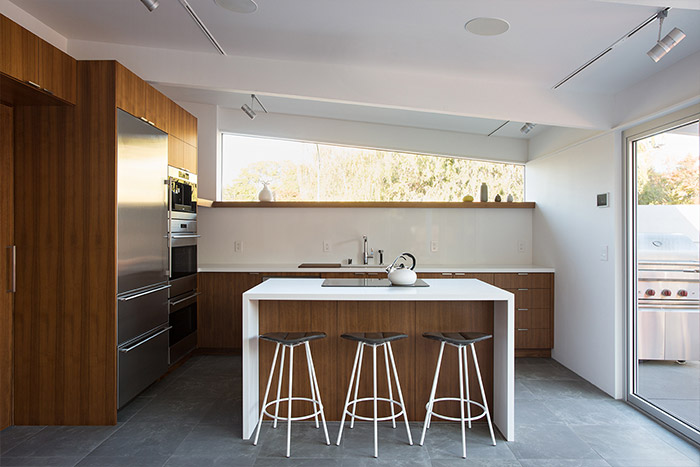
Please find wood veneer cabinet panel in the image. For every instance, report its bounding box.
[37,38,76,104]
[258,300,338,419]
[168,136,184,170]
[145,84,169,133]
[184,110,197,147]
[115,63,145,118]
[168,100,185,141]
[509,288,551,309]
[183,142,197,174]
[494,273,551,289]
[198,272,261,349]
[415,301,494,420]
[0,104,14,430]
[515,308,551,329]
[0,15,38,84]
[12,61,117,425]
[515,328,551,349]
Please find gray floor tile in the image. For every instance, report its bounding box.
[518,460,610,467]
[256,421,338,459]
[116,396,151,424]
[570,424,695,464]
[127,397,215,424]
[422,423,512,460]
[431,460,522,467]
[0,456,83,466]
[0,426,46,455]
[520,379,610,400]
[76,455,168,466]
[514,381,536,401]
[515,400,564,426]
[254,458,341,466]
[85,422,194,459]
[3,426,120,458]
[506,424,602,460]
[543,399,646,426]
[170,423,259,465]
[336,422,426,461]
[165,454,256,466]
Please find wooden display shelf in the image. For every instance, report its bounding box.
[198,199,535,209]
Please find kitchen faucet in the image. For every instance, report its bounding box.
[362,235,374,265]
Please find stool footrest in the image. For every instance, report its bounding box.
[262,397,325,423]
[425,397,488,423]
[342,397,407,423]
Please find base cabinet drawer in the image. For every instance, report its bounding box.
[515,328,552,349]
[515,308,551,329]
[510,288,551,309]
[118,326,169,408]
[495,273,551,289]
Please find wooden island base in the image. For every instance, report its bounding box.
[258,300,495,423]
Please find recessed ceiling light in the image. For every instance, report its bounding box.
[214,0,258,14]
[465,17,510,36]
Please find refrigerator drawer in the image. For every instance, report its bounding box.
[118,325,170,409]
[117,285,170,345]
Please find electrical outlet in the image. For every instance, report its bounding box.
[600,245,608,261]
[518,240,526,253]
[431,240,439,252]
[323,240,331,252]
[234,241,242,252]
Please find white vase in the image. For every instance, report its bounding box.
[507,194,514,202]
[258,183,273,202]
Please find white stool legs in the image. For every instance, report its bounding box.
[336,341,413,458]
[419,341,496,458]
[253,341,330,458]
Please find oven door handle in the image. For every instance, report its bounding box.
[170,291,201,307]
[171,234,201,239]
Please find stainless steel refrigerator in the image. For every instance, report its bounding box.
[116,109,170,409]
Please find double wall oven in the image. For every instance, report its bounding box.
[168,166,199,365]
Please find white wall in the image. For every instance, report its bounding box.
[0,0,67,51]
[526,133,623,397]
[198,205,533,267]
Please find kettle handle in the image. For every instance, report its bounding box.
[401,252,416,270]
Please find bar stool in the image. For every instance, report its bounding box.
[253,332,330,458]
[419,332,496,458]
[336,332,413,458]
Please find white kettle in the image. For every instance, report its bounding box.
[386,253,417,286]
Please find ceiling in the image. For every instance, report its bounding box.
[9,0,700,138]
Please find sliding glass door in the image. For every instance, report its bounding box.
[627,108,699,444]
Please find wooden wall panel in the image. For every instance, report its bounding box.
[415,301,494,421]
[115,62,144,119]
[0,15,38,84]
[198,272,261,349]
[258,301,338,419]
[37,38,76,104]
[12,61,117,425]
[0,104,14,430]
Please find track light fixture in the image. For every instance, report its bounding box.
[241,94,268,120]
[647,10,685,63]
[140,0,159,12]
[520,122,535,135]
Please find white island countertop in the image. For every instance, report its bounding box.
[242,278,515,441]
[200,263,554,273]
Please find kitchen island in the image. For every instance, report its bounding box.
[242,278,515,441]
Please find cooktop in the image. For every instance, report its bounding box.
[321,278,429,287]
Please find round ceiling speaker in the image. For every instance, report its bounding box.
[464,17,510,36]
[214,0,258,14]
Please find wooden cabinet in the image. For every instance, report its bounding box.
[115,63,146,119]
[145,85,170,133]
[169,100,186,141]
[0,15,76,104]
[37,38,76,103]
[184,110,197,147]
[183,142,197,173]
[168,136,184,171]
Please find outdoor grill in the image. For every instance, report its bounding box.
[637,233,700,361]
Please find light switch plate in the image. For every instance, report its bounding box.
[600,245,608,261]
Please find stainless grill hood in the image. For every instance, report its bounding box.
[638,233,699,263]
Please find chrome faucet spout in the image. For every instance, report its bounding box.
[362,235,374,265]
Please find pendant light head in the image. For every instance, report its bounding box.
[140,0,159,12]
[241,94,268,120]
[520,122,535,135]
[647,9,686,63]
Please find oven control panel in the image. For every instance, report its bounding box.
[638,282,698,300]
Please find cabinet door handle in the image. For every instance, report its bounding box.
[517,288,529,291]
[517,308,529,311]
[6,246,16,293]
[517,328,529,332]
[441,273,452,276]
[118,284,171,301]
[518,272,529,276]
[26,80,41,88]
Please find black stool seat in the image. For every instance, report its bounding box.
[260,332,326,345]
[341,332,407,345]
[423,332,492,346]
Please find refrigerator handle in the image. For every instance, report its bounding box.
[118,284,171,302]
[166,177,172,279]
[119,326,172,353]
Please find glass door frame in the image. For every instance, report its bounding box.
[624,103,700,445]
